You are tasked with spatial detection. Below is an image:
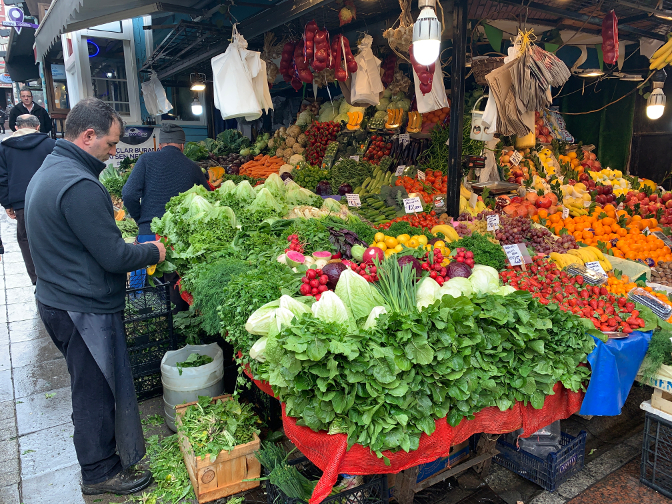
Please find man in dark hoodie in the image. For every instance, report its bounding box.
[25,98,165,496]
[0,114,56,284]
[9,88,52,134]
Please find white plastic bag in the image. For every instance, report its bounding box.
[413,61,449,114]
[212,25,264,121]
[141,71,172,115]
[350,35,384,107]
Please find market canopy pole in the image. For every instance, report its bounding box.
[446,0,468,217]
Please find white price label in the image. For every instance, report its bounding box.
[562,206,569,219]
[417,170,426,181]
[469,193,478,209]
[403,196,424,213]
[395,165,406,176]
[503,244,523,266]
[350,155,360,162]
[585,261,606,276]
[643,226,650,236]
[345,193,361,207]
[284,178,291,186]
[509,151,523,166]
[486,214,500,231]
[400,133,410,146]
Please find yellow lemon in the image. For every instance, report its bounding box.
[394,244,403,252]
[384,248,396,258]
[384,236,399,248]
[397,234,410,243]
[375,241,388,251]
[417,235,428,246]
[408,238,419,248]
[434,240,446,249]
[374,232,385,243]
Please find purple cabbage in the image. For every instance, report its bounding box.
[315,180,333,196]
[446,262,472,279]
[338,183,353,196]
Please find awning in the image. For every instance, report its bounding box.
[5,25,39,81]
[34,0,208,62]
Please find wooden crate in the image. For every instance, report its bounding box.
[652,388,672,416]
[176,395,261,504]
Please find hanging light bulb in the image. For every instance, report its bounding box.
[647,70,667,120]
[191,97,203,116]
[412,0,442,66]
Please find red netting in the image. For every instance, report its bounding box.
[175,279,194,305]
[244,369,584,504]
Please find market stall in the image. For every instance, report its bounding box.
[101,1,672,502]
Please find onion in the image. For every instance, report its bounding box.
[346,60,358,73]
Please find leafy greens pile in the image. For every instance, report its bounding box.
[178,396,260,460]
[246,260,596,460]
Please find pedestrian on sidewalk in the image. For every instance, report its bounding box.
[9,88,52,135]
[24,97,166,496]
[0,114,56,285]
[0,107,7,134]
[122,123,209,312]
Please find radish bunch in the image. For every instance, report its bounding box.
[409,45,435,95]
[331,34,357,82]
[381,53,397,85]
[311,29,331,72]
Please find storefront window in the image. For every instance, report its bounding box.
[87,36,130,114]
[50,63,69,109]
[167,87,203,122]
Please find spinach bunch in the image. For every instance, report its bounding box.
[263,291,595,460]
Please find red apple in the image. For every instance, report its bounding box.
[637,192,647,201]
[649,204,658,214]
[650,194,658,203]
[666,200,672,209]
[662,193,672,203]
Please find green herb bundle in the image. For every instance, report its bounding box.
[178,396,260,460]
[454,232,507,271]
[374,257,418,315]
[256,443,316,502]
[136,434,195,503]
[116,218,138,239]
[176,353,214,375]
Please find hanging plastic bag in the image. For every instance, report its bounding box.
[350,35,384,106]
[211,25,262,120]
[413,59,449,114]
[141,71,172,115]
[602,10,619,65]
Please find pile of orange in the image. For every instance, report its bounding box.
[605,274,638,296]
[544,205,672,265]
[557,151,584,173]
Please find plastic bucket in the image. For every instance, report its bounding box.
[161,343,224,431]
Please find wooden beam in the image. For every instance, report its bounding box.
[239,0,338,40]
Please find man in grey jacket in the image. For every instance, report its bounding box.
[25,98,165,496]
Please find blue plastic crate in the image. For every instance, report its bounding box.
[493,431,587,491]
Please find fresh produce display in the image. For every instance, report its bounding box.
[651,261,672,287]
[331,157,373,191]
[239,154,285,179]
[175,353,214,375]
[269,125,307,165]
[292,163,332,193]
[305,122,340,166]
[363,135,392,163]
[394,170,447,204]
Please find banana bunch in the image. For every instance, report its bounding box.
[406,111,423,133]
[430,224,459,243]
[650,34,672,70]
[460,184,472,200]
[385,109,403,129]
[551,247,613,271]
[346,111,364,131]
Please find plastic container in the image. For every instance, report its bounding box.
[265,456,388,504]
[494,430,587,491]
[161,343,224,431]
[640,410,672,498]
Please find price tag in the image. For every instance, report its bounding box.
[400,133,410,147]
[433,194,447,213]
[345,193,361,207]
[503,244,523,266]
[654,231,672,248]
[486,214,500,231]
[585,261,607,276]
[417,170,426,181]
[403,196,423,213]
[562,206,569,219]
[509,151,523,166]
[643,226,650,236]
[350,155,360,162]
[395,165,406,176]
[284,178,291,186]
[469,193,478,209]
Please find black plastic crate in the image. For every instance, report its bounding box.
[493,430,587,491]
[124,279,176,400]
[241,373,283,430]
[266,456,388,504]
[641,411,672,498]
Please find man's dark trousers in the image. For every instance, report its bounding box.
[15,209,36,284]
[37,302,123,484]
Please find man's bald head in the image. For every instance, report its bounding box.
[16,114,40,130]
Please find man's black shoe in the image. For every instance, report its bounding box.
[81,467,153,495]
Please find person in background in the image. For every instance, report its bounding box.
[0,107,7,134]
[122,123,209,312]
[9,88,52,135]
[0,114,56,285]
[24,98,165,496]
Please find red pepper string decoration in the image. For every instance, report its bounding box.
[304,20,318,66]
[409,45,435,95]
[601,10,619,65]
[312,28,331,72]
[381,53,397,85]
[279,41,296,83]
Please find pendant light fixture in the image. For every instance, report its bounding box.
[647,69,667,120]
[412,0,442,66]
[190,73,206,92]
[191,97,203,115]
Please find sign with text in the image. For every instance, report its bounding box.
[417,169,426,181]
[350,155,360,161]
[403,196,423,213]
[561,206,569,219]
[486,214,500,231]
[345,193,361,207]
[395,165,406,176]
[503,243,532,266]
[469,193,478,208]
[109,127,156,167]
[585,261,607,276]
[509,151,523,166]
[400,133,410,147]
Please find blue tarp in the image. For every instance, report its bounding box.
[579,330,653,416]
